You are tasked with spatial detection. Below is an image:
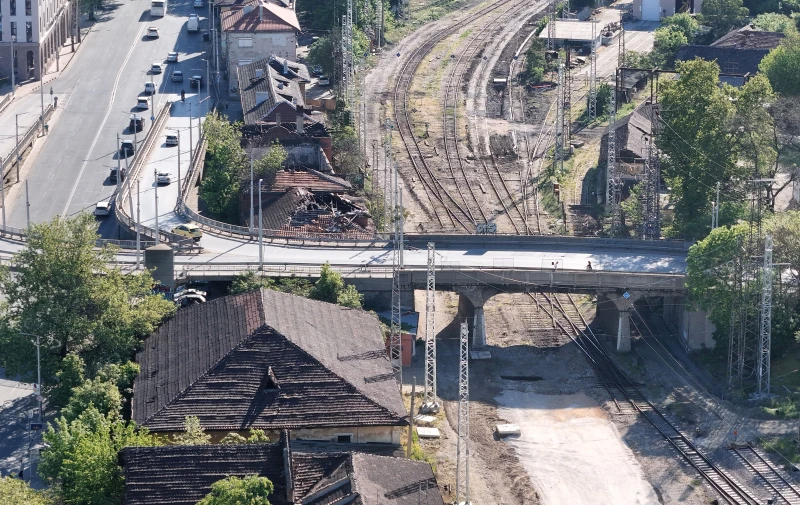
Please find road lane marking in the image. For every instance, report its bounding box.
[61,21,148,217]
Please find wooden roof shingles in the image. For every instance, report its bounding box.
[132,290,406,432]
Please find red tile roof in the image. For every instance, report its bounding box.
[221,1,300,32]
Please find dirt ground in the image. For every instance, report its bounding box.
[411,291,713,504]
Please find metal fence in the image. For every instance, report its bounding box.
[1,103,53,186]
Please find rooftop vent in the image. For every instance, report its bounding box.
[255,68,264,79]
[255,91,269,105]
[243,4,254,14]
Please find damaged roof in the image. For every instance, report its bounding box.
[711,27,784,50]
[239,56,311,126]
[121,441,443,505]
[268,168,352,193]
[132,289,407,432]
[221,0,300,32]
[610,102,652,159]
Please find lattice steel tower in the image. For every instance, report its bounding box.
[642,103,661,240]
[588,19,597,121]
[390,160,403,385]
[757,234,773,396]
[606,69,621,235]
[553,60,565,175]
[563,44,572,147]
[455,321,470,505]
[547,0,556,50]
[422,242,439,413]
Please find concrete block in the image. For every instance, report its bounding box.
[416,427,441,439]
[470,350,492,360]
[495,424,521,437]
[414,415,436,425]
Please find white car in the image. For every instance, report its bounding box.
[171,70,184,82]
[144,82,156,94]
[165,134,178,146]
[156,171,174,185]
[147,27,159,38]
[151,62,163,74]
[137,97,149,110]
[167,52,179,63]
[94,201,112,216]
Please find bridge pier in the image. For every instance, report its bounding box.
[455,286,500,348]
[596,294,632,353]
[662,295,716,351]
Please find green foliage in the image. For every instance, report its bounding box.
[231,265,360,308]
[744,0,781,15]
[62,376,122,421]
[331,124,364,182]
[753,12,798,33]
[620,182,644,235]
[658,59,745,239]
[219,429,270,444]
[254,141,287,185]
[766,211,800,281]
[337,284,364,309]
[0,214,175,388]
[652,26,689,68]
[220,432,248,444]
[0,477,54,505]
[39,408,162,505]
[229,272,312,297]
[661,12,702,41]
[309,263,344,304]
[200,112,247,218]
[761,34,800,96]
[595,82,611,117]
[50,353,86,409]
[701,0,749,36]
[197,475,274,505]
[173,416,212,445]
[522,37,548,85]
[306,36,335,78]
[733,74,777,179]
[247,429,270,443]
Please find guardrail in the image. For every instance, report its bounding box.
[1,103,54,184]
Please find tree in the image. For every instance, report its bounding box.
[220,429,270,444]
[661,12,701,41]
[595,82,611,117]
[49,352,86,409]
[760,34,800,96]
[229,272,312,297]
[337,284,364,309]
[701,0,749,36]
[523,38,548,85]
[200,113,247,218]
[652,26,689,68]
[253,141,287,184]
[752,12,798,33]
[62,376,122,422]
[331,124,364,183]
[173,416,212,445]
[197,475,274,505]
[39,408,162,505]
[621,182,645,235]
[309,263,345,304]
[0,477,53,505]
[658,59,742,239]
[0,214,175,388]
[306,36,336,79]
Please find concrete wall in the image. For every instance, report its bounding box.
[632,0,676,20]
[663,295,716,351]
[169,425,403,445]
[596,295,630,352]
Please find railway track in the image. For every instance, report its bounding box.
[729,446,800,505]
[529,292,761,505]
[392,0,547,233]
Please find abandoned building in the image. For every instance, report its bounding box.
[241,168,373,238]
[131,289,407,443]
[238,56,333,166]
[120,435,445,505]
[602,101,653,181]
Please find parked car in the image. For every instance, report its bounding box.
[137,97,149,110]
[129,114,145,132]
[147,27,159,38]
[174,286,206,307]
[156,171,174,185]
[171,70,184,82]
[120,139,135,156]
[317,75,330,86]
[310,65,323,76]
[187,14,199,32]
[144,82,156,94]
[165,134,178,146]
[151,62,163,74]
[189,75,203,88]
[167,52,179,63]
[94,201,112,217]
[171,223,202,241]
[109,166,127,183]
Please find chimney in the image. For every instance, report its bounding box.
[259,2,263,21]
[243,4,253,14]
[275,112,281,125]
[296,112,304,134]
[283,59,288,75]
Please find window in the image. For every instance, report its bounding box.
[238,37,253,47]
[9,0,15,17]
[25,21,30,42]
[10,21,16,42]
[24,0,30,16]
[723,61,739,74]
[336,434,352,443]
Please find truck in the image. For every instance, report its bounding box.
[187,14,199,32]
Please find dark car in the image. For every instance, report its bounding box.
[109,166,127,183]
[129,115,145,132]
[189,75,203,88]
[120,139,135,156]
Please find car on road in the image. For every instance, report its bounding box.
[151,62,163,74]
[144,82,156,94]
[193,0,203,7]
[156,171,174,185]
[94,201,112,216]
[167,52,179,62]
[129,114,145,132]
[171,223,202,241]
[165,134,178,146]
[120,139,135,156]
[136,97,149,109]
[189,75,203,88]
[317,75,330,86]
[187,14,199,32]
[310,65,323,76]
[109,166,127,182]
[171,70,184,82]
[147,27,159,38]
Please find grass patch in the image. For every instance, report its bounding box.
[761,436,800,469]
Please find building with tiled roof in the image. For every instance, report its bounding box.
[120,437,444,505]
[132,289,407,443]
[222,0,301,97]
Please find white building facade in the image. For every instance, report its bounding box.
[632,0,703,21]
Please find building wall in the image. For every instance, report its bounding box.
[0,0,70,82]
[632,0,676,20]
[225,30,297,94]
[162,425,403,445]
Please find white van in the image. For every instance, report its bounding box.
[187,14,199,32]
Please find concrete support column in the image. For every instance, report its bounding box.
[596,293,634,353]
[616,309,631,352]
[473,306,486,348]
[455,286,499,348]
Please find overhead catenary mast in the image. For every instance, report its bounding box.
[422,242,439,413]
[455,321,470,505]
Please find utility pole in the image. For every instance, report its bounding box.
[422,242,439,413]
[546,0,556,50]
[642,96,661,240]
[176,130,182,204]
[618,19,626,66]
[757,234,773,396]
[39,55,44,135]
[588,19,597,121]
[25,180,30,228]
[712,182,720,230]
[563,44,572,148]
[258,178,264,270]
[1,156,5,232]
[376,0,382,50]
[456,321,470,505]
[606,69,620,235]
[154,168,159,244]
[11,34,16,96]
[15,113,22,181]
[407,377,416,457]
[117,134,121,179]
[553,59,564,175]
[390,173,403,385]
[136,180,141,268]
[250,157,254,235]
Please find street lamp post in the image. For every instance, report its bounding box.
[18,333,42,423]
[136,180,141,268]
[258,178,263,270]
[0,156,5,232]
[11,35,16,96]
[15,112,27,181]
[177,130,182,205]
[39,54,44,135]
[188,102,193,168]
[154,168,159,244]
[250,157,254,235]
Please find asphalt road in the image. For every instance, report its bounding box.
[7,0,211,234]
